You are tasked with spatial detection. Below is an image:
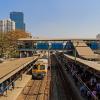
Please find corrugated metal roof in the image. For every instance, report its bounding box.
[0,56,38,83]
[73,41,98,59]
[64,54,100,71]
[18,38,99,41]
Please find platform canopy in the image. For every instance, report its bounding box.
[0,57,37,83]
[64,54,100,71]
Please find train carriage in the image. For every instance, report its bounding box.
[32,58,48,79]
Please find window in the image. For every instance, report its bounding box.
[33,65,38,70]
[40,65,45,70]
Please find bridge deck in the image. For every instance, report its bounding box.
[18,38,99,41]
[0,56,38,83]
[64,54,100,71]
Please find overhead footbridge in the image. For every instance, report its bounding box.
[17,38,100,58]
[72,41,98,60]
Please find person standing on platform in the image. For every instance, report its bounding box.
[12,81,15,89]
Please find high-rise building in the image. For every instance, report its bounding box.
[0,19,15,33]
[10,12,25,31]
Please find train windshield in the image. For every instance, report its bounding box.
[40,65,45,70]
[33,65,38,70]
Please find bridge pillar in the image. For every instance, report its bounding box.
[19,51,23,58]
[19,51,28,58]
[26,51,29,57]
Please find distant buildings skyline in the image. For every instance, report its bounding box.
[0,19,15,33]
[0,10,99,38]
[0,11,26,33]
[10,12,25,31]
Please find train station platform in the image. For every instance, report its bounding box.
[64,54,100,72]
[0,56,38,83]
[72,41,98,60]
[0,74,32,100]
[0,56,38,96]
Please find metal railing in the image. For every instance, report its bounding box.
[62,58,99,100]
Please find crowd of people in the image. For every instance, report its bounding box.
[64,61,100,100]
[55,53,100,100]
[0,80,15,95]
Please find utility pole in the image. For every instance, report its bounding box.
[75,46,76,63]
[74,41,79,63]
[62,41,65,63]
[48,42,50,69]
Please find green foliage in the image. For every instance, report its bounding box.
[0,30,31,58]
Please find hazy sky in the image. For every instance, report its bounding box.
[0,0,100,38]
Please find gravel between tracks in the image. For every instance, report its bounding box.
[17,73,50,100]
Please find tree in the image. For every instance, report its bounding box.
[0,30,31,58]
[6,30,31,40]
[0,32,8,57]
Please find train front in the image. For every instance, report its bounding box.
[32,59,48,79]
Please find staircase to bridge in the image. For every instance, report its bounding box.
[72,41,98,60]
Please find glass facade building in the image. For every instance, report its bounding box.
[10,12,25,31]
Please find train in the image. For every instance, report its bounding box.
[32,57,48,79]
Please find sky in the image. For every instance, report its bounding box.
[0,0,100,38]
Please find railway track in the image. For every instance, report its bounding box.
[50,54,84,100]
[50,55,67,100]
[17,74,50,100]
